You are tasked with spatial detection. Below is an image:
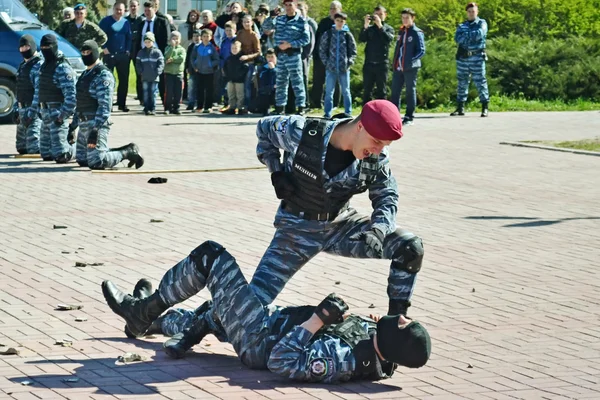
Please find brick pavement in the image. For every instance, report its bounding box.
[0,107,599,400]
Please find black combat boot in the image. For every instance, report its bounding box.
[114,143,144,169]
[269,106,284,116]
[163,300,213,359]
[124,279,165,339]
[450,102,465,116]
[481,102,489,117]
[296,106,306,116]
[388,299,411,316]
[17,148,27,155]
[102,280,169,337]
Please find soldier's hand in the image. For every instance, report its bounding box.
[54,117,64,127]
[271,171,296,199]
[22,117,32,128]
[315,293,349,325]
[350,228,385,258]
[67,123,77,145]
[87,128,99,149]
[12,112,20,125]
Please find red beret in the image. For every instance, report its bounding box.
[361,100,403,141]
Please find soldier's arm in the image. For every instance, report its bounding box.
[413,31,426,61]
[92,71,114,128]
[56,65,77,120]
[367,150,399,236]
[454,24,467,46]
[267,316,349,382]
[470,20,488,42]
[289,21,310,49]
[27,62,42,120]
[256,116,303,172]
[93,22,108,47]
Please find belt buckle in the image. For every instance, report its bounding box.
[317,212,330,221]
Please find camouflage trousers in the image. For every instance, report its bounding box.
[15,109,41,154]
[40,107,74,163]
[156,241,275,369]
[456,56,489,103]
[275,53,305,108]
[75,120,123,169]
[156,208,422,337]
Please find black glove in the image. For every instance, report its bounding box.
[12,112,20,125]
[315,293,349,325]
[87,127,99,147]
[54,117,64,127]
[22,117,32,127]
[271,171,296,200]
[350,228,385,258]
[67,123,77,145]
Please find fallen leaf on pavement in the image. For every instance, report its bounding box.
[56,304,83,311]
[117,352,147,363]
[0,348,20,355]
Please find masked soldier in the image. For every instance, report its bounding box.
[14,35,42,155]
[101,241,431,382]
[32,34,77,163]
[451,2,489,117]
[75,40,144,170]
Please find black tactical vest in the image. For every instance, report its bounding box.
[16,56,40,105]
[284,118,379,214]
[311,316,396,380]
[76,64,109,114]
[39,57,66,103]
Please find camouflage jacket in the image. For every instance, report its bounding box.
[56,19,107,50]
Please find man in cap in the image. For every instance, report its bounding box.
[74,40,144,170]
[451,2,489,117]
[106,100,425,359]
[101,241,431,381]
[14,34,42,155]
[31,34,77,163]
[56,3,107,50]
[271,0,310,115]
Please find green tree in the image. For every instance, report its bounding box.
[23,0,108,29]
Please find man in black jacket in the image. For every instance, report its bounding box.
[141,1,171,106]
[127,0,144,104]
[310,0,341,110]
[359,5,395,106]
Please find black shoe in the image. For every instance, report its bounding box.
[402,116,414,126]
[42,157,54,161]
[124,279,165,338]
[296,106,306,116]
[186,105,194,111]
[163,300,213,359]
[388,299,411,316]
[269,106,284,116]
[119,106,130,112]
[115,143,144,169]
[450,102,465,116]
[172,109,181,115]
[102,280,169,337]
[481,102,489,117]
[237,108,248,115]
[17,148,27,155]
[221,108,236,115]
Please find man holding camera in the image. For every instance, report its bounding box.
[359,6,395,106]
[451,2,489,117]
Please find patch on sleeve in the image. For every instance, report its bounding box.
[66,73,73,80]
[274,117,288,133]
[309,358,334,377]
[103,80,110,87]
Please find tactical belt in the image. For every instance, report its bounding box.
[18,102,30,108]
[275,48,301,56]
[466,49,485,56]
[282,202,348,221]
[78,113,95,121]
[40,102,62,109]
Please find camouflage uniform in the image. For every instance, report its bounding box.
[75,64,124,169]
[56,20,108,50]
[15,55,42,154]
[32,55,77,162]
[148,241,396,382]
[454,17,489,103]
[273,12,310,109]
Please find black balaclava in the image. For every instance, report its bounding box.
[80,40,100,66]
[19,34,37,59]
[40,34,59,62]
[376,315,431,368]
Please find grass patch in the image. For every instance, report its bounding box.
[521,138,600,152]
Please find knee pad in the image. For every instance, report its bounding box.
[55,153,71,164]
[391,236,424,274]
[189,241,226,276]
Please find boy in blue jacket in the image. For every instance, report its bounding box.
[191,29,220,113]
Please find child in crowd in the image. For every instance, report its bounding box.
[136,32,165,116]
[255,48,277,116]
[191,29,220,113]
[186,30,201,111]
[222,41,249,114]
[164,31,186,115]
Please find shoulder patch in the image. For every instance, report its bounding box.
[309,358,334,377]
[274,117,289,133]
[103,80,110,86]
[66,74,73,80]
